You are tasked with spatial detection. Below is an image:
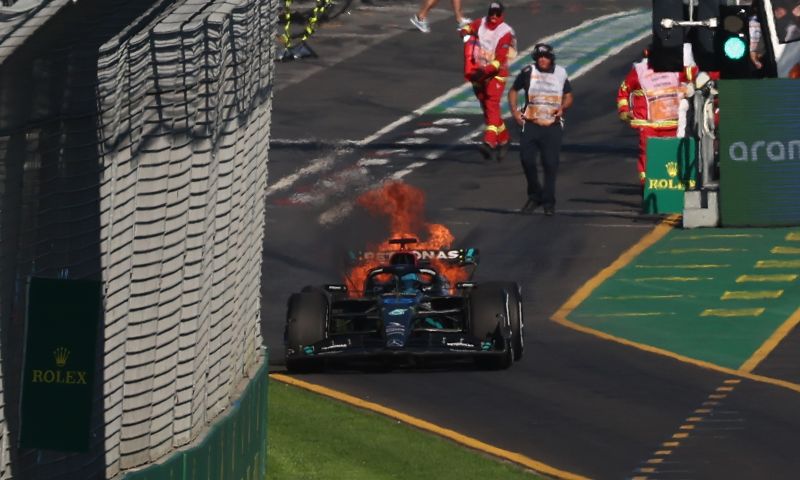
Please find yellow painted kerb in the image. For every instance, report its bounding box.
[270,373,589,480]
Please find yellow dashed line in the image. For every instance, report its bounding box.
[639,467,657,473]
[701,308,765,317]
[721,290,783,300]
[771,246,800,254]
[633,276,713,282]
[640,379,738,477]
[736,274,797,283]
[724,379,742,384]
[632,476,649,480]
[658,247,746,254]
[702,401,720,406]
[635,264,730,269]
[708,394,727,399]
[597,294,686,300]
[786,232,800,241]
[674,234,763,240]
[756,259,800,269]
[716,386,735,392]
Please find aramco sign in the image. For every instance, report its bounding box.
[719,79,800,226]
[20,277,101,452]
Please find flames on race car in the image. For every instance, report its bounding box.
[283,182,525,371]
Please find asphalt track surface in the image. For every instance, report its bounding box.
[262,1,800,478]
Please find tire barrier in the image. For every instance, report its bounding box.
[122,359,269,480]
[0,0,275,477]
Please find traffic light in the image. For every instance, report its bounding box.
[715,5,751,78]
[690,0,721,72]
[650,0,684,72]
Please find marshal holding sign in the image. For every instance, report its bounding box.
[20,277,101,452]
[719,79,800,226]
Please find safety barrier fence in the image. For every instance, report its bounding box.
[122,358,268,480]
[0,0,275,477]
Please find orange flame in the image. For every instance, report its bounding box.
[346,182,468,295]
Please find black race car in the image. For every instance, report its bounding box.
[283,238,524,372]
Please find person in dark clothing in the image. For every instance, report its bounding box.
[507,43,573,216]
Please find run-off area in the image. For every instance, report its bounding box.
[569,228,800,370]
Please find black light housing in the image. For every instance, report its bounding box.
[650,0,685,72]
[715,5,752,78]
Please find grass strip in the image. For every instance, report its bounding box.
[267,381,541,480]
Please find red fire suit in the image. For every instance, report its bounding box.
[461,16,516,149]
[617,59,695,184]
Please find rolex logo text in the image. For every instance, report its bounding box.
[31,346,88,385]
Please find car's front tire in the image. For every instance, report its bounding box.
[285,292,328,373]
[483,281,524,361]
[468,284,513,370]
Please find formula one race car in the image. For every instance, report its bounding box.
[283,238,524,372]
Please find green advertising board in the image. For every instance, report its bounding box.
[719,79,800,226]
[643,137,697,214]
[20,277,101,452]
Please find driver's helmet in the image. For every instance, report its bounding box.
[399,272,421,293]
[390,252,420,292]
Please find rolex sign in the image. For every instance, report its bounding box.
[20,277,101,452]
[719,79,800,226]
[643,137,697,214]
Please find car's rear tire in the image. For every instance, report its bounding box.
[468,284,513,370]
[285,292,328,373]
[483,281,524,361]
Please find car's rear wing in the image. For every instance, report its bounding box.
[347,247,480,267]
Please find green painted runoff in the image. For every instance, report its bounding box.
[569,228,800,370]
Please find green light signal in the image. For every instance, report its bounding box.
[723,36,747,60]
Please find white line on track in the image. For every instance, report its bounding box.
[266,155,336,196]
[414,127,449,135]
[397,137,430,145]
[391,161,427,180]
[268,10,650,224]
[357,158,390,166]
[355,10,647,147]
[319,200,355,226]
